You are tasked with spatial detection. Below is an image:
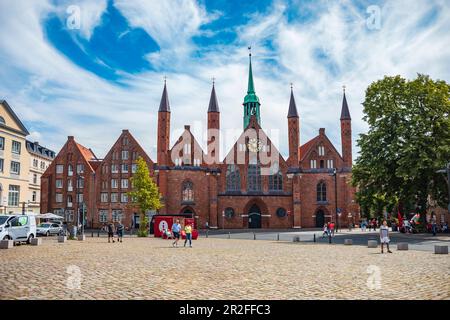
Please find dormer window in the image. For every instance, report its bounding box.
[310,160,317,169]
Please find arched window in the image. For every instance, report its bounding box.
[317,182,326,202]
[269,171,283,191]
[182,181,194,202]
[226,165,241,191]
[247,163,261,191]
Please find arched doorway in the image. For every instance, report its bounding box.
[248,204,261,229]
[315,209,325,227]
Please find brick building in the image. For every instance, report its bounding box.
[41,53,359,229]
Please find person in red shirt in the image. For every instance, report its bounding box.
[330,222,335,236]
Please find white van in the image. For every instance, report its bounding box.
[0,214,37,243]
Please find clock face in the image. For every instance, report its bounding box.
[247,138,262,153]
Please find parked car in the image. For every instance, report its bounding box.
[0,215,16,240]
[0,214,37,243]
[37,223,62,236]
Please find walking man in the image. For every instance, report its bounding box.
[184,223,193,248]
[380,220,392,253]
[431,214,437,236]
[172,219,182,247]
[107,221,115,243]
[116,221,124,243]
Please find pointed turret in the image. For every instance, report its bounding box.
[207,82,220,113]
[158,82,170,112]
[243,47,261,129]
[340,89,351,120]
[207,80,220,165]
[287,86,299,118]
[157,81,171,165]
[287,84,300,166]
[340,86,352,168]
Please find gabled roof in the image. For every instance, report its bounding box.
[170,125,205,165]
[299,130,344,162]
[223,115,287,165]
[0,100,30,135]
[75,142,97,172]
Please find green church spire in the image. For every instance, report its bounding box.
[243,47,261,129]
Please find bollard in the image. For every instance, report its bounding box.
[277,233,279,241]
[293,236,300,242]
[397,243,408,251]
[58,236,67,243]
[313,234,316,243]
[434,245,448,254]
[30,238,42,246]
[253,233,256,240]
[77,235,86,241]
[368,240,378,248]
[344,239,353,245]
[228,232,231,239]
[206,230,208,238]
[91,230,94,238]
[328,234,332,244]
[0,240,14,249]
[97,230,100,238]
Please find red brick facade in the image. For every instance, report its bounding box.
[41,66,359,229]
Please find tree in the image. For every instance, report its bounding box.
[128,157,162,237]
[352,74,450,222]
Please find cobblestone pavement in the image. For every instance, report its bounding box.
[0,237,449,300]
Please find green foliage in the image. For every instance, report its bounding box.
[352,74,450,218]
[128,157,162,237]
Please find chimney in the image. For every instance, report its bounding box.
[184,125,190,131]
[319,128,325,135]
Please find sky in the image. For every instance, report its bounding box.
[0,0,449,161]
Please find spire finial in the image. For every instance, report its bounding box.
[342,85,346,93]
[290,82,293,90]
[212,76,215,86]
[163,75,167,85]
[248,46,251,57]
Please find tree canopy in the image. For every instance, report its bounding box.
[352,74,450,218]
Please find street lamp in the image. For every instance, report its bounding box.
[436,162,450,214]
[329,168,339,233]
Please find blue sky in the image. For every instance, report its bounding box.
[0,0,449,160]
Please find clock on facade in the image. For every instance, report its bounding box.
[247,138,262,153]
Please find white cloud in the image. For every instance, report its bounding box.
[0,0,449,163]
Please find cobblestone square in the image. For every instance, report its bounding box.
[0,237,449,300]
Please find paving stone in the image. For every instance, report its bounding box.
[0,237,448,300]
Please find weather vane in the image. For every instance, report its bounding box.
[248,46,251,56]
[343,85,346,93]
[212,76,216,85]
[290,82,293,90]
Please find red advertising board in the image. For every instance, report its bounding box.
[153,216,198,239]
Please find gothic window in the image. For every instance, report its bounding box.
[318,145,325,156]
[269,171,283,191]
[320,159,325,169]
[317,182,327,202]
[226,165,241,191]
[182,181,194,202]
[224,207,235,218]
[247,163,261,191]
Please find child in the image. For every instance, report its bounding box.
[380,220,392,253]
[116,221,124,243]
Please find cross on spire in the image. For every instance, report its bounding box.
[212,76,216,86]
[248,46,252,56]
[342,85,346,93]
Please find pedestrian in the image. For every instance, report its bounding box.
[322,224,328,238]
[380,220,392,253]
[330,221,335,236]
[183,223,193,248]
[431,214,437,236]
[116,221,124,242]
[372,219,377,231]
[107,221,115,243]
[172,219,182,247]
